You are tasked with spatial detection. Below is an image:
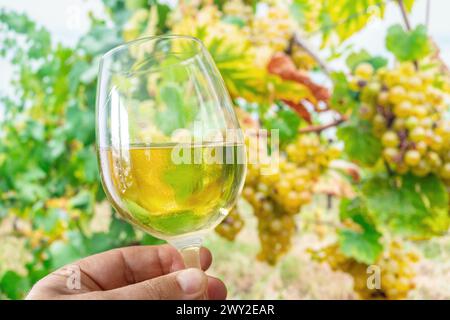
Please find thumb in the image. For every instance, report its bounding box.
[83,268,208,300]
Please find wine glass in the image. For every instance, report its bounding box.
[95,35,246,272]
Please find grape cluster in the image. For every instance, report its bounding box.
[215,206,245,241]
[310,241,419,300]
[223,0,253,23]
[286,134,340,174]
[237,134,337,264]
[249,4,296,52]
[351,62,450,179]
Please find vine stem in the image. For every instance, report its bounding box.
[298,115,347,134]
[396,0,419,69]
[425,0,430,29]
[396,0,412,31]
[288,33,333,78]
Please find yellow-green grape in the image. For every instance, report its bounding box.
[215,206,245,241]
[291,45,317,71]
[426,151,442,169]
[378,91,389,106]
[223,0,253,22]
[242,133,336,265]
[359,103,375,120]
[415,141,428,155]
[405,116,419,130]
[383,147,400,164]
[441,163,450,180]
[409,127,426,143]
[382,131,399,148]
[373,114,387,135]
[250,4,296,52]
[394,100,412,118]
[389,86,406,105]
[355,62,374,80]
[352,60,450,179]
[411,160,431,177]
[404,150,421,167]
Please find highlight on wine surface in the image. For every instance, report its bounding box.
[96,35,247,244]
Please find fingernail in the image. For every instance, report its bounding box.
[177,268,205,294]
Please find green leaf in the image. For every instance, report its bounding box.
[338,198,383,264]
[221,15,246,28]
[33,208,69,233]
[163,161,204,202]
[125,0,147,10]
[363,174,450,238]
[346,49,387,71]
[155,82,196,135]
[78,25,122,55]
[0,271,30,299]
[330,72,357,113]
[290,0,309,24]
[337,119,381,166]
[48,231,86,269]
[110,214,136,241]
[70,191,91,209]
[386,24,431,62]
[141,234,165,245]
[85,232,116,254]
[263,108,301,144]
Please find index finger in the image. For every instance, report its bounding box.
[75,245,212,290]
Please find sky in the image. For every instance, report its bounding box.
[0,0,450,97]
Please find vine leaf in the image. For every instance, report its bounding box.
[0,271,30,299]
[386,24,431,62]
[363,174,450,239]
[338,198,383,265]
[263,107,301,144]
[337,119,381,166]
[330,71,357,113]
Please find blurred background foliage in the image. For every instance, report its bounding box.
[0,0,449,299]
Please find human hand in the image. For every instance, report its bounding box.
[26,244,226,300]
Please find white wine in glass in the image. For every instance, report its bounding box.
[96,35,246,273]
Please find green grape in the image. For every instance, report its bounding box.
[242,133,337,265]
[409,127,426,143]
[383,147,399,163]
[411,160,431,177]
[404,150,421,167]
[351,61,450,179]
[394,100,412,117]
[426,151,442,169]
[405,116,419,130]
[389,86,406,105]
[355,62,374,80]
[382,131,399,148]
[215,206,245,241]
[441,163,450,180]
[310,241,419,300]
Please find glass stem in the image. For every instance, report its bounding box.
[180,246,202,269]
[169,236,208,299]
